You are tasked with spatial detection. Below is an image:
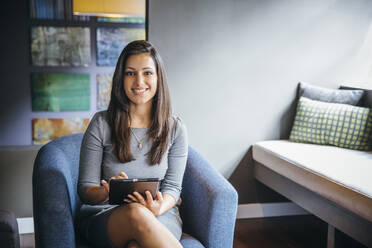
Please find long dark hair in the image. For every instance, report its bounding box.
[107,40,171,165]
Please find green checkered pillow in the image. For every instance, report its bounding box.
[289,97,372,150]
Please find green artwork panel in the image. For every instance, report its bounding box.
[32,73,90,111]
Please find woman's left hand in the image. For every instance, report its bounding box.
[124,191,164,216]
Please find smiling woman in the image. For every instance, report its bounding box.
[123,53,158,108]
[77,40,187,248]
[108,40,172,164]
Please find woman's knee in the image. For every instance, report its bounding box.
[115,203,154,231]
[126,203,155,227]
[107,204,153,245]
[126,240,141,248]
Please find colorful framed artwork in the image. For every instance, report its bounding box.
[97,17,145,24]
[31,73,90,111]
[97,73,113,111]
[31,26,91,66]
[96,27,146,66]
[32,118,90,145]
[30,0,89,21]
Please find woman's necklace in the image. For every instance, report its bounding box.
[130,128,147,149]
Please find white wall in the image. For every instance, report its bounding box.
[149,0,372,177]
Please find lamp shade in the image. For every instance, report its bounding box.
[73,0,145,17]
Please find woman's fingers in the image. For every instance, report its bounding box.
[145,191,153,205]
[119,172,128,179]
[155,191,163,201]
[133,191,146,205]
[101,180,109,192]
[126,194,138,202]
[110,172,128,181]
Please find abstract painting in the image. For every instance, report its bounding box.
[31,73,90,111]
[97,17,145,24]
[32,118,90,144]
[97,73,113,110]
[30,0,90,21]
[31,26,91,66]
[96,27,145,66]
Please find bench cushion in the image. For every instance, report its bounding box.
[289,97,372,151]
[252,140,372,222]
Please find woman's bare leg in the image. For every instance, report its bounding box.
[126,240,140,248]
[107,203,182,248]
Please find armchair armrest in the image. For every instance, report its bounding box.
[33,134,83,248]
[0,210,20,248]
[180,147,238,248]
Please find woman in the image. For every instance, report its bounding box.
[78,40,187,248]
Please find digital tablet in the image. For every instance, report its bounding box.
[109,178,161,205]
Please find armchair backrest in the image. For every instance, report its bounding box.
[33,133,84,247]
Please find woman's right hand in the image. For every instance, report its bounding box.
[101,172,128,201]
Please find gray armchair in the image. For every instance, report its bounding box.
[33,133,238,247]
[0,210,20,248]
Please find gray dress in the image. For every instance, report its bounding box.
[77,111,188,247]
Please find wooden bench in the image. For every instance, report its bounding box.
[252,140,372,248]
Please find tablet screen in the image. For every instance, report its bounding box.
[109,178,161,205]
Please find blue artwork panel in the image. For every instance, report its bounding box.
[96,27,146,66]
[30,0,89,21]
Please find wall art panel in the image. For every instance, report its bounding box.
[31,72,90,111]
[97,73,113,111]
[97,17,145,23]
[32,118,90,144]
[96,27,145,66]
[31,26,91,66]
[30,0,89,21]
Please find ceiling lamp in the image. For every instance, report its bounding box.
[73,0,145,18]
